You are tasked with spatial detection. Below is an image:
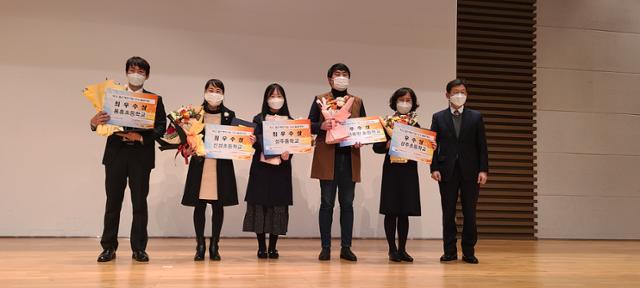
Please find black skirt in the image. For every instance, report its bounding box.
[379,157,421,216]
[373,130,422,216]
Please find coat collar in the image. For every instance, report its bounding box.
[200,104,231,122]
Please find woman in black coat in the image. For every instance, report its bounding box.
[181,79,255,261]
[242,83,294,259]
[372,87,421,262]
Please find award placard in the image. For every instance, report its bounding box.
[338,116,387,147]
[204,124,255,160]
[262,119,312,155]
[103,88,158,129]
[388,123,437,164]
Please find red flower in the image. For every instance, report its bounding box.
[166,125,176,135]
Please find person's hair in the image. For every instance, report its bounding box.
[327,63,351,78]
[125,56,150,75]
[204,79,225,93]
[389,87,419,112]
[446,78,467,93]
[261,83,291,118]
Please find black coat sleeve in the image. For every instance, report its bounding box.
[308,97,322,135]
[372,122,389,154]
[429,113,440,173]
[252,114,263,152]
[372,140,388,154]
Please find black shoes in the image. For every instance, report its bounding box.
[388,250,402,262]
[98,248,147,262]
[194,238,206,261]
[462,255,479,264]
[340,247,357,262]
[193,238,221,261]
[398,250,414,262]
[440,254,458,262]
[132,250,149,262]
[209,245,221,261]
[318,247,331,261]
[389,250,413,262]
[209,237,221,261]
[439,253,479,264]
[257,249,279,259]
[97,249,116,262]
[268,249,279,259]
[318,247,356,261]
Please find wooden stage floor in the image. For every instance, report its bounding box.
[1,238,639,287]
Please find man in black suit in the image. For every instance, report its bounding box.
[430,79,488,264]
[90,56,166,262]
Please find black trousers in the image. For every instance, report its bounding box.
[100,146,151,252]
[438,162,479,256]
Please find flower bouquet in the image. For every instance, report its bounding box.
[380,112,418,163]
[158,105,206,164]
[381,111,418,136]
[316,95,354,144]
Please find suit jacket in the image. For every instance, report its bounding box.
[100,89,167,171]
[181,105,239,207]
[429,107,488,182]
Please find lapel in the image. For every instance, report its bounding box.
[443,107,456,140]
[458,108,470,141]
[220,105,232,125]
[347,94,358,119]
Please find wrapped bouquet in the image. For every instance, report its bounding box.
[316,95,354,144]
[158,105,206,164]
[82,79,125,136]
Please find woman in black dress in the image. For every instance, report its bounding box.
[373,87,421,262]
[243,83,294,259]
[181,79,255,261]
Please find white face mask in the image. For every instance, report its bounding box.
[127,73,146,87]
[204,92,224,107]
[267,97,285,110]
[332,76,349,91]
[449,93,467,107]
[396,101,412,114]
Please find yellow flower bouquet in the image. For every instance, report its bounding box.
[82,79,125,136]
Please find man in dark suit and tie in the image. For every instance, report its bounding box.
[89,56,166,262]
[430,78,488,264]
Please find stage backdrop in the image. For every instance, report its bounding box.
[0,0,455,238]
